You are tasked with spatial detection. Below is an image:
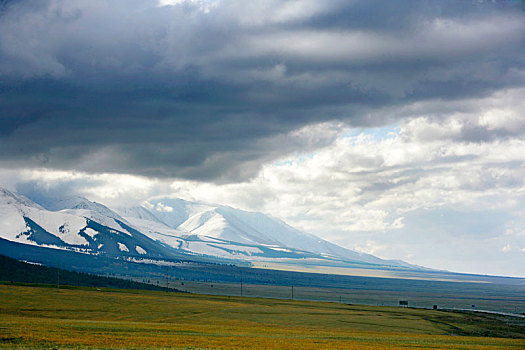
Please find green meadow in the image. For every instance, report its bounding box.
[1,284,524,349]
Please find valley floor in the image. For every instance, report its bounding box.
[1,284,525,349]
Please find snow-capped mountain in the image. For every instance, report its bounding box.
[0,188,414,269]
[122,197,399,266]
[0,188,176,258]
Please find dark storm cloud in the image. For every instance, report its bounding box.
[1,0,524,181]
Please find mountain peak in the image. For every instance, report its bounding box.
[117,206,165,225]
[37,195,95,212]
[0,188,44,209]
[31,195,121,219]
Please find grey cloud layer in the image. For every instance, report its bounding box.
[1,0,524,181]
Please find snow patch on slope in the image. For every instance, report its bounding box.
[118,242,129,252]
[118,206,165,225]
[0,190,89,246]
[62,208,132,236]
[122,215,185,238]
[84,228,98,238]
[184,241,263,258]
[22,206,88,246]
[178,210,229,237]
[0,202,30,243]
[40,195,133,236]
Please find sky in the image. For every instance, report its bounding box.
[1,0,525,277]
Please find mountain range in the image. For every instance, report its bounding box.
[0,187,413,271]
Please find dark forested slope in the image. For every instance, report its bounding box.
[0,254,178,291]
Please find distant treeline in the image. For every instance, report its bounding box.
[0,254,180,292]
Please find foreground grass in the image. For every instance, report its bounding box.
[0,284,524,349]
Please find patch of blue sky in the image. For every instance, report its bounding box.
[273,153,314,167]
[273,124,401,167]
[342,124,401,142]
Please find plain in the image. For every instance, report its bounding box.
[1,283,524,349]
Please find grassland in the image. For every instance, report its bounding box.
[0,284,524,349]
[164,279,525,315]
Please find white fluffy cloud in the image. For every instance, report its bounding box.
[161,88,525,275]
[170,89,525,225]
